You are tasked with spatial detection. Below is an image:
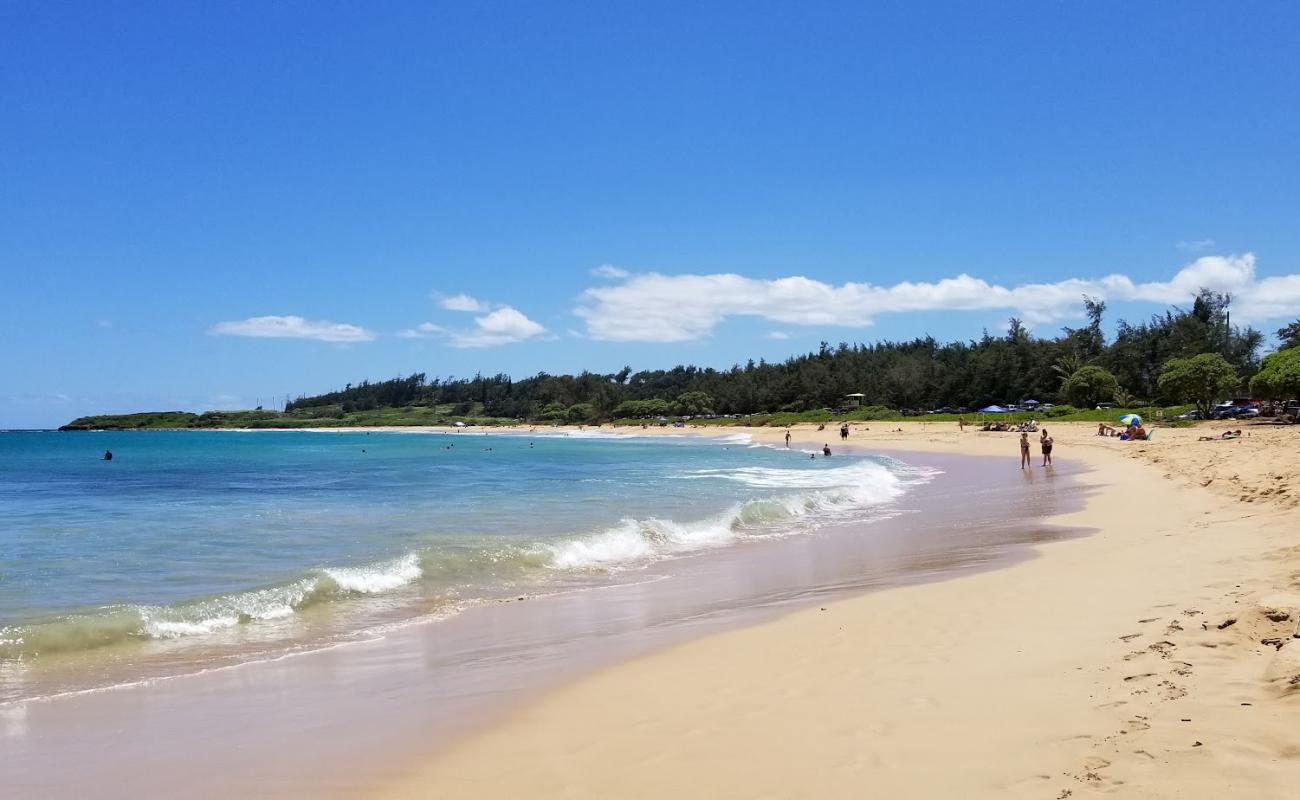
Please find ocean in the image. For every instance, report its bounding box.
[0,429,933,703]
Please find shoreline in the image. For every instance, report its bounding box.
[373,422,1300,798]
[4,436,1090,798]
[5,423,1297,797]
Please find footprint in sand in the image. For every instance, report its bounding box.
[1159,680,1188,700]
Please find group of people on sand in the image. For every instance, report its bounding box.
[1096,422,1147,440]
[984,419,1037,433]
[1019,429,1054,468]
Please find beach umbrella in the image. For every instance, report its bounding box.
[453,421,466,427]
[978,405,1009,413]
[1119,413,1142,426]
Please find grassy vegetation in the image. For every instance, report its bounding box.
[61,403,1203,432]
[60,405,526,431]
[628,404,1200,428]
[59,411,199,430]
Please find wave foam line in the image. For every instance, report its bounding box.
[541,458,921,571]
[1,553,425,659]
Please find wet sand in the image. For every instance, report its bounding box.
[3,448,1086,798]
[375,422,1300,799]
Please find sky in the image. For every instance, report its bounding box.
[3,1,1299,428]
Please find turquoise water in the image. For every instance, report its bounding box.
[0,429,927,699]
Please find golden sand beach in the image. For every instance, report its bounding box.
[375,421,1300,798]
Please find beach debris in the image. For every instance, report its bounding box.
[1120,633,1142,642]
[1193,741,1203,747]
[1262,638,1287,651]
[1138,617,1158,623]
[1217,618,1237,630]
[1263,610,1291,622]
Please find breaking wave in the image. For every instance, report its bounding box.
[1,457,932,662]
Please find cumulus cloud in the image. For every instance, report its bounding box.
[401,307,547,347]
[591,264,630,279]
[574,254,1300,342]
[396,322,447,339]
[210,315,375,343]
[438,293,488,312]
[451,307,547,347]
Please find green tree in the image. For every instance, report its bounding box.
[1060,366,1119,409]
[674,391,715,416]
[1051,352,1085,387]
[1277,321,1300,350]
[537,402,568,421]
[1249,346,1300,401]
[1158,353,1240,416]
[564,403,596,423]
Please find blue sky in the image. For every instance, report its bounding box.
[3,1,1299,428]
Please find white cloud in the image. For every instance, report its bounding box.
[396,322,447,339]
[451,306,547,347]
[1177,239,1216,253]
[210,315,375,343]
[592,264,630,279]
[401,308,547,347]
[438,293,488,312]
[575,254,1300,342]
[766,331,791,340]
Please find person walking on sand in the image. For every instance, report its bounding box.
[958,415,966,432]
[785,430,791,448]
[1019,433,1031,469]
[840,423,849,441]
[1040,428,1054,466]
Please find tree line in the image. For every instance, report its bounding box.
[283,291,1300,423]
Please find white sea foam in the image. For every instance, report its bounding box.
[545,510,742,570]
[143,616,241,639]
[543,457,930,572]
[321,553,423,594]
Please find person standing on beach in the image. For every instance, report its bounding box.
[1040,429,1054,466]
[840,423,849,441]
[785,430,791,447]
[1019,433,1030,469]
[958,416,966,432]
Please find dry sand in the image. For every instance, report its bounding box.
[374,420,1300,798]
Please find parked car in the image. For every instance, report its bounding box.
[1176,410,1203,420]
